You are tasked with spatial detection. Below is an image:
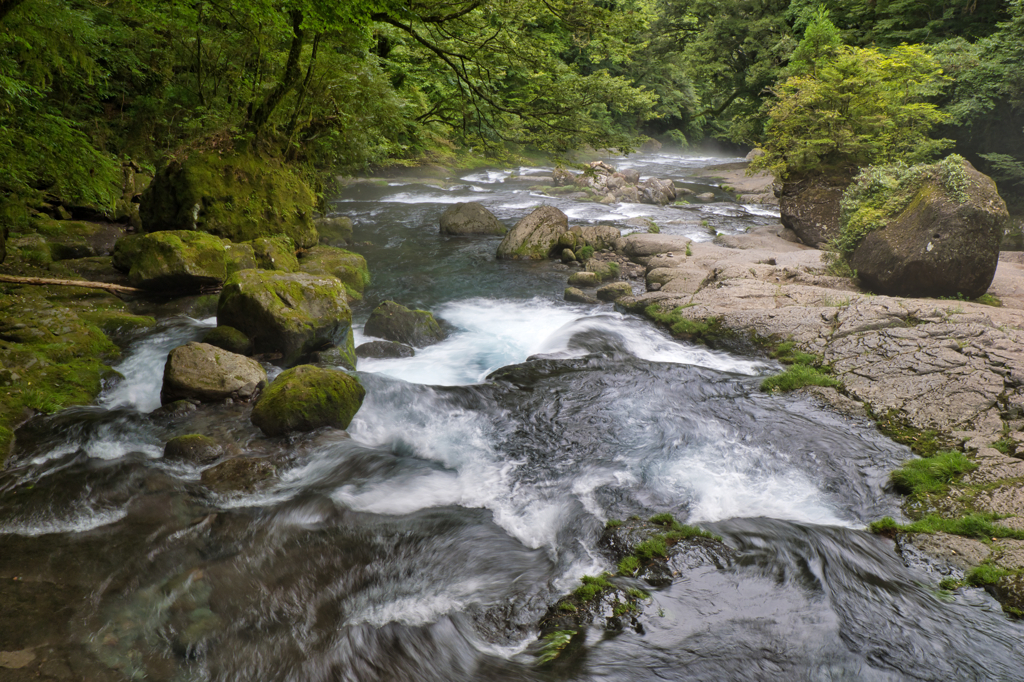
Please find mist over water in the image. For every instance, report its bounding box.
[2,152,1022,681]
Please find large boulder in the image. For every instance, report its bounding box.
[848,159,1008,298]
[363,300,446,347]
[161,342,267,404]
[250,235,298,271]
[250,365,365,437]
[439,202,507,235]
[779,173,852,247]
[573,224,621,251]
[140,153,319,247]
[496,205,569,259]
[112,230,226,290]
[217,270,353,367]
[298,246,370,301]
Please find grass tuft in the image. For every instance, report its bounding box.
[888,450,977,499]
[760,364,841,393]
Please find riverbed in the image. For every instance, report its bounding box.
[1,152,1022,681]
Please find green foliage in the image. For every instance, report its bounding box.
[760,364,841,393]
[889,450,978,498]
[605,518,623,529]
[618,555,641,576]
[649,513,678,526]
[752,15,951,180]
[577,245,595,261]
[869,513,1024,541]
[770,341,819,366]
[538,630,576,664]
[633,537,669,560]
[573,574,614,602]
[645,305,728,345]
[966,563,1013,587]
[974,294,1003,307]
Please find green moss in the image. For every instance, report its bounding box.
[617,556,641,576]
[605,518,622,529]
[649,513,676,526]
[558,602,578,612]
[770,341,818,366]
[298,246,370,301]
[760,364,841,393]
[967,563,1014,587]
[577,245,595,261]
[573,574,614,602]
[250,365,365,437]
[890,450,978,499]
[538,630,576,664]
[869,513,1024,540]
[633,537,669,561]
[872,409,948,457]
[974,294,1002,307]
[645,304,730,346]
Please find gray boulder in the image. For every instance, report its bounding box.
[161,342,266,404]
[164,434,223,464]
[849,160,1007,298]
[439,202,507,235]
[250,365,366,437]
[496,205,569,259]
[364,300,446,347]
[217,270,353,367]
[356,340,416,359]
[779,173,851,247]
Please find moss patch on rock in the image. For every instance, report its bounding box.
[250,365,366,437]
[140,152,319,248]
[250,235,298,272]
[298,246,370,301]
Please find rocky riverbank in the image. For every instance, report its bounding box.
[600,226,1024,613]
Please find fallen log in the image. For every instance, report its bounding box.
[0,274,221,299]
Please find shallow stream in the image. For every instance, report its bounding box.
[1,152,1022,681]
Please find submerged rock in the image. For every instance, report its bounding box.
[163,434,223,464]
[363,300,446,347]
[113,230,227,290]
[250,365,365,437]
[201,457,276,493]
[356,340,416,359]
[140,152,319,247]
[496,205,569,260]
[161,342,266,404]
[217,270,353,367]
[439,202,507,235]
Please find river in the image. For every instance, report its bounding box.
[1,152,1022,681]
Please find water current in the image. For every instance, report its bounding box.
[1,152,1022,681]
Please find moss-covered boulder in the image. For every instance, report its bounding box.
[364,300,446,347]
[202,325,253,356]
[564,287,598,304]
[439,202,507,235]
[585,260,620,282]
[567,271,601,287]
[250,365,365,437]
[140,152,318,248]
[112,230,227,290]
[164,434,223,464]
[217,270,352,367]
[355,340,415,359]
[496,205,569,260]
[250,235,298,271]
[846,157,1008,298]
[31,218,123,260]
[161,342,267,404]
[224,242,257,276]
[316,216,353,246]
[596,282,633,301]
[297,246,370,301]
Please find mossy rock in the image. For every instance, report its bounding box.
[298,246,370,301]
[202,325,253,356]
[217,270,352,367]
[250,235,298,272]
[113,230,227,290]
[36,219,123,260]
[200,457,276,494]
[585,260,620,282]
[596,282,632,301]
[161,342,267,404]
[363,300,446,347]
[0,284,124,459]
[140,152,319,248]
[317,216,353,246]
[496,205,569,260]
[164,434,223,464]
[567,271,601,287]
[308,328,357,370]
[560,248,576,263]
[250,365,366,437]
[224,242,257,275]
[564,287,598,304]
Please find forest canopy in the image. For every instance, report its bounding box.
[0,0,1021,210]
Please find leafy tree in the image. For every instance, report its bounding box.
[752,14,950,178]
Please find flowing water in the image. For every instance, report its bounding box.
[1,152,1022,681]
